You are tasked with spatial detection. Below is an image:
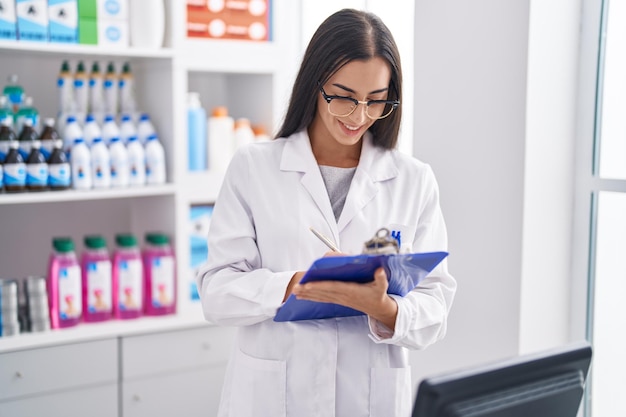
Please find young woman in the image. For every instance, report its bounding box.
[196,9,457,417]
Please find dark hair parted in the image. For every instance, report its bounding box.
[275,9,402,149]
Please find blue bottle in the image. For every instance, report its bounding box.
[187,92,207,171]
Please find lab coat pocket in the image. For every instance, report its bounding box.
[387,223,416,253]
[229,348,287,417]
[370,367,412,417]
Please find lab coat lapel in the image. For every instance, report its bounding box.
[337,133,398,232]
[280,131,338,233]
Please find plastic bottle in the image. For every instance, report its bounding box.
[119,113,136,145]
[17,118,38,161]
[81,235,113,322]
[253,124,271,142]
[234,118,255,149]
[70,138,92,190]
[91,137,111,189]
[142,232,176,315]
[112,233,143,319]
[39,118,61,160]
[57,61,74,131]
[63,115,83,157]
[0,96,14,126]
[47,139,71,191]
[130,0,165,49]
[47,237,82,329]
[127,135,146,186]
[208,106,235,173]
[0,118,17,162]
[136,113,156,145]
[83,114,102,147]
[145,134,166,185]
[119,62,137,116]
[101,114,120,146]
[3,74,24,113]
[109,136,129,187]
[73,61,88,123]
[15,96,39,134]
[3,140,26,192]
[88,62,105,124]
[103,62,118,116]
[26,140,48,191]
[187,92,207,171]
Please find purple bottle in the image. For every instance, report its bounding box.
[112,233,143,319]
[47,237,82,329]
[81,235,113,322]
[142,232,176,316]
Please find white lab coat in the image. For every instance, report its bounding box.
[196,130,456,417]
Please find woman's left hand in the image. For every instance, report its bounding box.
[292,267,398,330]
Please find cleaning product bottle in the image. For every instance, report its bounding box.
[103,62,118,116]
[39,117,61,160]
[81,235,112,322]
[127,135,145,186]
[112,233,143,319]
[91,137,111,189]
[0,118,17,162]
[3,140,26,192]
[48,139,71,191]
[73,61,88,123]
[88,61,105,124]
[3,74,24,113]
[101,114,120,145]
[142,232,176,315]
[15,96,39,134]
[119,113,136,145]
[119,62,137,116]
[234,117,255,149]
[63,115,83,157]
[208,106,234,173]
[47,237,82,329]
[136,113,156,145]
[17,118,38,161]
[82,113,101,147]
[145,134,166,185]
[109,136,129,187]
[57,60,74,134]
[70,137,92,190]
[0,96,14,126]
[187,92,207,171]
[26,140,48,191]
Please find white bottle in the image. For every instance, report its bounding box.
[101,114,120,146]
[119,114,137,145]
[63,116,83,157]
[130,0,165,49]
[144,134,166,185]
[109,136,129,187]
[136,113,156,145]
[83,114,102,148]
[73,61,89,123]
[126,136,145,186]
[70,138,92,190]
[91,137,111,189]
[89,62,105,125]
[207,106,235,173]
[234,118,255,149]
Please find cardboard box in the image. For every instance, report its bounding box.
[97,17,128,47]
[16,0,49,42]
[78,17,97,44]
[78,0,97,18]
[187,0,271,41]
[97,0,127,20]
[0,0,17,40]
[49,0,78,43]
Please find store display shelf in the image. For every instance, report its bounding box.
[0,40,174,60]
[0,184,177,205]
[177,39,282,73]
[0,309,209,353]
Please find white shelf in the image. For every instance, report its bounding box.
[0,184,176,205]
[0,40,174,59]
[178,39,282,73]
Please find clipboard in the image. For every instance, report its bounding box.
[274,251,448,322]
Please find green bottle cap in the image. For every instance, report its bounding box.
[84,235,107,249]
[52,237,75,253]
[116,233,137,247]
[145,232,169,245]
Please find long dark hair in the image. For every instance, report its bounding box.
[275,9,402,149]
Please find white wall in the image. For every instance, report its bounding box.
[410,0,582,389]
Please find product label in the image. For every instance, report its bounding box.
[18,141,32,160]
[48,162,71,187]
[0,164,3,186]
[118,258,142,311]
[0,0,17,40]
[150,256,174,308]
[3,163,26,186]
[0,142,8,161]
[26,162,48,186]
[87,260,112,313]
[16,0,49,42]
[59,264,82,320]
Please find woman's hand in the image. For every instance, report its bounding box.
[291,267,398,331]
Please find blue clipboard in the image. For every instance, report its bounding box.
[274,251,448,322]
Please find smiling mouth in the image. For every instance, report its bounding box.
[341,121,361,131]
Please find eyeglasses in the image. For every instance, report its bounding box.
[318,82,400,120]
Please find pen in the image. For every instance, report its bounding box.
[309,227,340,252]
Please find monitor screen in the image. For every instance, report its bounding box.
[412,341,592,417]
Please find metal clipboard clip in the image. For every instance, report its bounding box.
[362,227,400,255]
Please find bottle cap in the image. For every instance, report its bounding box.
[212,106,229,117]
[145,232,169,245]
[52,237,75,253]
[121,114,132,122]
[85,114,95,123]
[61,60,71,72]
[146,134,158,142]
[140,113,150,121]
[104,114,115,122]
[235,118,251,129]
[84,235,107,249]
[66,115,76,123]
[116,234,138,247]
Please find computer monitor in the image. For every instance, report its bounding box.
[412,341,592,417]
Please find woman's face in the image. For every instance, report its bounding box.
[310,57,392,148]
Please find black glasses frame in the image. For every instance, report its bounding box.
[317,82,400,120]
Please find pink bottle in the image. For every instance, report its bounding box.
[112,233,143,319]
[47,237,82,329]
[142,232,176,315]
[81,235,113,322]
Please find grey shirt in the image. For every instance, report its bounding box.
[318,165,357,221]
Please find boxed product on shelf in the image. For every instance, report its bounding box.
[186,0,271,41]
[16,0,49,42]
[0,0,17,40]
[48,0,79,43]
[77,0,128,46]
